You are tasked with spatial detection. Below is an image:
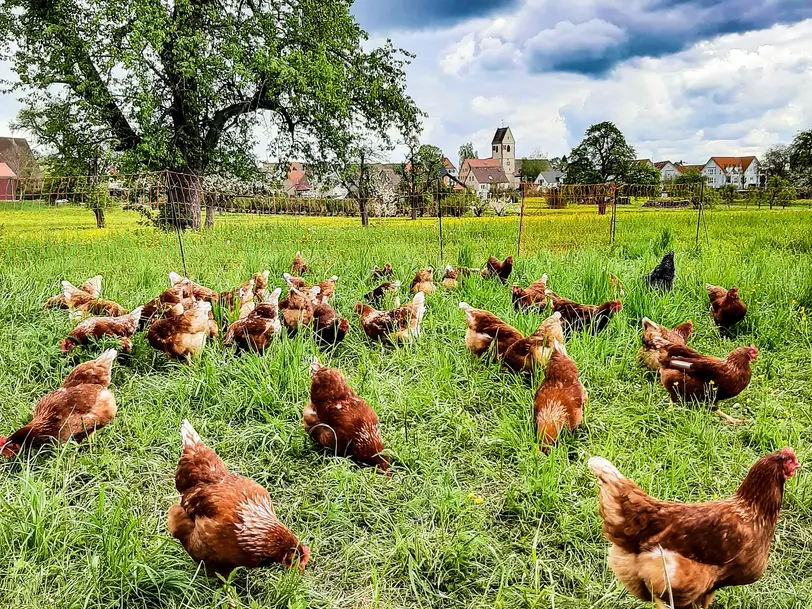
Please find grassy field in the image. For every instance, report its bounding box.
[1,204,811,609]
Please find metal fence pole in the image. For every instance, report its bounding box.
[695,181,704,248]
[609,184,618,245]
[517,181,526,258]
[437,178,444,266]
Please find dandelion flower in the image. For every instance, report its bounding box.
[474,497,484,505]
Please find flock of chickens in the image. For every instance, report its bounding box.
[0,250,801,609]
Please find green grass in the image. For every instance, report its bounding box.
[1,204,811,609]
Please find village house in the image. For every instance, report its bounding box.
[0,162,15,201]
[0,136,41,178]
[458,158,510,199]
[534,171,565,187]
[702,156,760,189]
[440,157,458,188]
[653,161,682,182]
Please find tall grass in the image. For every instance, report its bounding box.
[0,205,810,608]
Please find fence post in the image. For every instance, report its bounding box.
[695,181,704,247]
[437,178,444,266]
[517,181,526,258]
[609,184,618,245]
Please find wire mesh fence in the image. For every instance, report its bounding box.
[4,170,806,278]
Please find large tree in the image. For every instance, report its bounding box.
[458,142,477,168]
[790,128,812,189]
[0,0,421,228]
[763,144,791,181]
[564,122,643,185]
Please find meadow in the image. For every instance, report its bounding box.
[1,203,811,609]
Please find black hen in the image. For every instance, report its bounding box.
[645,251,675,291]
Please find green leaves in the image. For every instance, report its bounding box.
[564,121,656,186]
[2,0,421,179]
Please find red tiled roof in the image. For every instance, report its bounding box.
[653,161,671,170]
[470,166,509,185]
[709,156,757,172]
[463,158,500,169]
[0,162,15,178]
[636,159,654,166]
[442,157,456,170]
[679,164,704,173]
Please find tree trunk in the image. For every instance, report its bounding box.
[166,171,202,230]
[360,199,369,227]
[93,207,106,228]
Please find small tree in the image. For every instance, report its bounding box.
[489,196,516,217]
[627,161,661,186]
[458,142,478,168]
[719,184,739,206]
[13,101,116,227]
[674,168,707,185]
[763,144,792,181]
[549,156,567,171]
[767,176,797,209]
[397,140,445,218]
[519,148,552,182]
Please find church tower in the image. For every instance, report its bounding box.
[491,127,516,187]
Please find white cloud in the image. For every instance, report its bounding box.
[526,19,627,56]
[470,95,510,117]
[440,33,477,75]
[415,18,812,163]
[2,5,810,170]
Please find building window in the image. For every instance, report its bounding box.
[492,146,498,153]
[506,145,510,152]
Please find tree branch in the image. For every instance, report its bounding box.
[24,0,142,152]
[203,84,295,155]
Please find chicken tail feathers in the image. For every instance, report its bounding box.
[168,272,184,286]
[180,419,201,448]
[588,457,625,483]
[128,306,144,322]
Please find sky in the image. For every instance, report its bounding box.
[2,1,811,166]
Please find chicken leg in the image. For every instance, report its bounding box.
[715,407,745,426]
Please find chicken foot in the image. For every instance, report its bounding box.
[715,407,745,425]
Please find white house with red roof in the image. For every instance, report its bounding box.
[653,161,682,182]
[702,156,760,189]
